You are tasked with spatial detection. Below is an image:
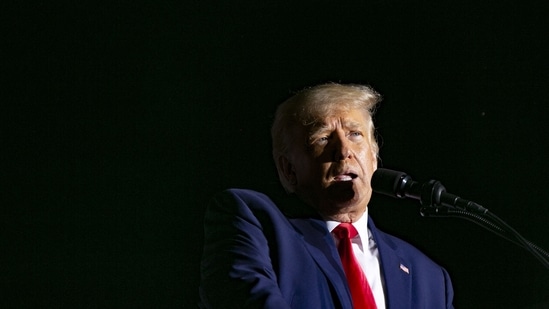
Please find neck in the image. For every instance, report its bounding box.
[320,206,367,223]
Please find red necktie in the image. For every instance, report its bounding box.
[333,223,377,309]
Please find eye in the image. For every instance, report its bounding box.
[315,136,329,145]
[308,133,330,147]
[349,131,364,140]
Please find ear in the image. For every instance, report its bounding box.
[278,155,297,189]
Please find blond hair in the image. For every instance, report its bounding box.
[271,83,381,192]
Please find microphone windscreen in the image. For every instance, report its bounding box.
[371,168,407,197]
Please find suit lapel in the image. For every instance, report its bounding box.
[368,218,412,309]
[289,218,353,308]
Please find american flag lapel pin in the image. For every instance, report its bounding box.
[399,263,410,274]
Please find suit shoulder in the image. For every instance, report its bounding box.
[215,188,273,205]
[209,188,285,216]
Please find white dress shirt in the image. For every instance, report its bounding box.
[327,209,386,309]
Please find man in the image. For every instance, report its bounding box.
[199,83,454,308]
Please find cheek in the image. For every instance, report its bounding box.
[359,149,377,172]
[293,157,317,182]
[370,152,377,170]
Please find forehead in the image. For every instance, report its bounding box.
[307,109,370,132]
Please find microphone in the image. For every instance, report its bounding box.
[371,168,488,214]
[372,170,549,270]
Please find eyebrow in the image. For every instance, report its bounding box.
[307,120,364,137]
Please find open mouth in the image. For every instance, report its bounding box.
[332,173,358,182]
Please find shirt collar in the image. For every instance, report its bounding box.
[326,208,370,246]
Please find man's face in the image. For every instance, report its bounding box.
[287,108,377,217]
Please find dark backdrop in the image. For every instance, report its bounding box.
[4,1,549,308]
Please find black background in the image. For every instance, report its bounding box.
[3,1,549,308]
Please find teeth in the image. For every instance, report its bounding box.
[334,175,353,181]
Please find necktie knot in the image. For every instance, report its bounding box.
[333,222,359,240]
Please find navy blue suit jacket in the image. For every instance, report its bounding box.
[199,189,454,308]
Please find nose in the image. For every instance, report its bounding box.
[333,132,352,161]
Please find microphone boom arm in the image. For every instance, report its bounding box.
[371,168,549,270]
